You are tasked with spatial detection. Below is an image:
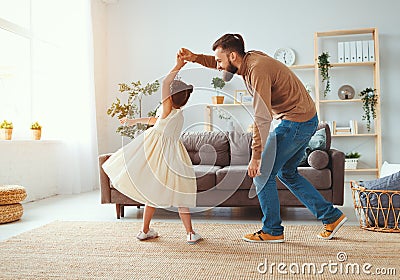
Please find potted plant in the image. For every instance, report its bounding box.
[318,52,331,98]
[211,77,226,104]
[107,80,160,139]
[30,121,42,140]
[345,152,361,169]
[0,120,13,140]
[359,88,377,132]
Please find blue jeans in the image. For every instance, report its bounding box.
[253,114,343,236]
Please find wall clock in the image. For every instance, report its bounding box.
[273,48,296,66]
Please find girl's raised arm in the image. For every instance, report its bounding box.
[160,55,187,118]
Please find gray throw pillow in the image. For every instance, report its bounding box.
[299,128,327,166]
[359,171,400,228]
[228,131,252,165]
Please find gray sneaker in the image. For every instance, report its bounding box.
[136,228,158,241]
[187,232,202,244]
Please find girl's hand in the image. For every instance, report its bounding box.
[119,117,135,126]
[176,54,187,69]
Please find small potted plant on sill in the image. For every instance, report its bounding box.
[345,152,361,169]
[0,120,13,140]
[31,121,42,140]
[211,77,226,104]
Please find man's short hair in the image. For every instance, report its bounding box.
[212,33,245,56]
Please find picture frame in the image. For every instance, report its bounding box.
[234,90,253,104]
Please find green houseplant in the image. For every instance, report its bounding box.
[107,80,160,139]
[30,121,42,140]
[318,52,332,98]
[0,120,13,140]
[359,88,377,132]
[345,152,361,169]
[211,77,226,104]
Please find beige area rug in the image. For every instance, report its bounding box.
[0,221,399,280]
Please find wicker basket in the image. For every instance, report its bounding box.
[0,203,23,224]
[0,185,27,205]
[351,180,400,233]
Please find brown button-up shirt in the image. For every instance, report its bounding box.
[195,51,316,160]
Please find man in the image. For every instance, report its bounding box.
[178,33,346,243]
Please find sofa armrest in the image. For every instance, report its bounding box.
[328,149,345,205]
[98,153,113,204]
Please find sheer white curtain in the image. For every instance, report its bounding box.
[32,0,99,194]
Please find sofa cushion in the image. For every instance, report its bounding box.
[194,165,221,191]
[299,127,328,166]
[181,131,230,166]
[228,131,252,165]
[215,165,253,190]
[308,150,329,170]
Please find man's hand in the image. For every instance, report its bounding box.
[178,48,197,62]
[248,158,261,178]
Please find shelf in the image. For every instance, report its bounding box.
[320,99,362,103]
[345,168,379,172]
[289,64,314,70]
[206,103,252,107]
[316,28,376,37]
[332,134,377,137]
[330,62,375,68]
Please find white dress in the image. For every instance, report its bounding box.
[102,108,196,208]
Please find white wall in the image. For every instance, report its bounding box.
[93,0,400,164]
[91,0,400,208]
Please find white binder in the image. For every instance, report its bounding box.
[368,40,375,61]
[338,42,344,63]
[356,41,363,62]
[344,42,351,63]
[362,40,369,61]
[350,41,357,62]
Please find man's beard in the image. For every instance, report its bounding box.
[222,59,238,82]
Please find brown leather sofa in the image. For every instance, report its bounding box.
[99,123,345,218]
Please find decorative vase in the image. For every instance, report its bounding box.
[212,96,224,104]
[345,158,358,169]
[1,129,13,140]
[31,129,41,140]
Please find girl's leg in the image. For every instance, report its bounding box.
[142,204,156,233]
[178,207,194,233]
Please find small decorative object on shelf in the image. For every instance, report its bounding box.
[345,152,361,169]
[318,52,331,98]
[0,120,13,140]
[107,80,160,139]
[216,107,232,120]
[359,87,377,132]
[30,121,42,140]
[338,84,355,100]
[211,77,226,104]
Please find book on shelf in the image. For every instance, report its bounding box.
[349,120,358,134]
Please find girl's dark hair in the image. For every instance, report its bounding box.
[170,80,193,108]
[212,33,245,57]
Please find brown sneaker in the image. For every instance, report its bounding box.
[243,230,284,243]
[317,214,347,240]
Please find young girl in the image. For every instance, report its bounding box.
[102,55,202,244]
